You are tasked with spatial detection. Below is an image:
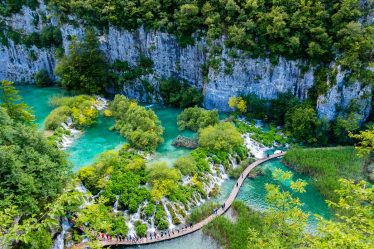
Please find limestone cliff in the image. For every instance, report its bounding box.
[0,3,371,122]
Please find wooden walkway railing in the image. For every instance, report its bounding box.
[76,152,285,248]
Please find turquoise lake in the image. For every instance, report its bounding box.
[17,86,330,249]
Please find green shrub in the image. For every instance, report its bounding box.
[109,95,164,151]
[173,155,198,176]
[159,77,203,108]
[203,201,262,249]
[135,221,147,237]
[199,122,243,153]
[35,69,53,87]
[189,201,220,223]
[44,106,71,130]
[177,107,219,131]
[55,29,109,94]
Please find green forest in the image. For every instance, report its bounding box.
[0,0,374,249]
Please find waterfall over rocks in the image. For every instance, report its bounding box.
[52,218,71,249]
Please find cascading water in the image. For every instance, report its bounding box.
[52,218,71,249]
[113,195,120,213]
[162,200,175,230]
[59,117,82,149]
[243,134,269,159]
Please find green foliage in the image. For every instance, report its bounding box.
[310,179,374,249]
[23,25,63,48]
[0,187,84,249]
[147,162,181,201]
[0,107,71,214]
[0,0,39,16]
[134,221,147,237]
[159,77,203,108]
[75,196,128,234]
[203,201,263,249]
[283,147,365,201]
[350,125,374,157]
[48,0,373,83]
[109,95,163,151]
[35,69,53,87]
[154,204,168,230]
[0,80,35,124]
[285,104,319,144]
[228,158,255,179]
[177,106,219,131]
[44,95,99,130]
[189,201,220,223]
[55,29,109,94]
[44,106,70,130]
[199,122,243,153]
[173,155,198,176]
[110,55,153,90]
[144,202,155,217]
[205,179,374,249]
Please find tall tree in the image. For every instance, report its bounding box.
[55,29,109,94]
[0,80,35,124]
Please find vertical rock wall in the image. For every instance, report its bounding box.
[0,3,371,123]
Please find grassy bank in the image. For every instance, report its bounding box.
[283,147,366,201]
[203,201,262,249]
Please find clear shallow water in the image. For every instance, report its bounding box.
[66,115,125,170]
[16,86,69,128]
[151,105,195,165]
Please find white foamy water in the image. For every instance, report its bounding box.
[243,133,269,159]
[52,218,71,249]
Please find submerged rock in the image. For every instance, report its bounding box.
[172,135,198,149]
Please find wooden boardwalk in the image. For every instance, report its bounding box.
[77,152,285,248]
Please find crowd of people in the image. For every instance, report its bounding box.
[97,223,195,243]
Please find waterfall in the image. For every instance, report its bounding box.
[243,134,270,159]
[94,96,108,111]
[58,117,82,150]
[91,190,103,202]
[162,200,175,230]
[113,195,120,213]
[126,220,136,237]
[169,203,185,225]
[228,155,238,168]
[52,218,71,249]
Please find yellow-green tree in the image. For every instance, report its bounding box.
[0,80,35,124]
[310,179,374,249]
[350,125,374,157]
[199,122,243,152]
[228,96,247,113]
[247,169,309,248]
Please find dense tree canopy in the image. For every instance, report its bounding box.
[48,0,374,83]
[350,125,374,157]
[159,77,203,108]
[55,29,109,94]
[109,95,164,151]
[199,122,243,153]
[0,80,35,124]
[0,107,71,214]
[0,82,71,215]
[44,95,99,130]
[177,106,219,131]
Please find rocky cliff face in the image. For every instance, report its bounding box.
[0,3,371,122]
